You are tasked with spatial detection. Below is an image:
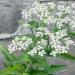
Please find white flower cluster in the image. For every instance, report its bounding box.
[55,3,75,30]
[8,36,33,53]
[28,39,47,56]
[49,29,74,57]
[57,4,72,14]
[55,29,67,38]
[33,2,56,23]
[43,15,56,24]
[8,1,75,57]
[63,37,75,46]
[21,10,32,20]
[21,1,75,30]
[21,1,56,23]
[56,16,75,30]
[55,17,70,29]
[35,27,50,37]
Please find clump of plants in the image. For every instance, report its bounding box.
[0,1,75,75]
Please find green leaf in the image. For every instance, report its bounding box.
[0,44,31,66]
[28,20,46,29]
[30,70,48,75]
[53,24,59,32]
[31,55,48,69]
[58,53,75,61]
[68,31,75,38]
[0,64,25,75]
[14,53,31,64]
[0,44,17,66]
[29,20,39,28]
[30,64,65,75]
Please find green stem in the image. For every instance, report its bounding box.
[25,63,31,73]
[30,28,35,37]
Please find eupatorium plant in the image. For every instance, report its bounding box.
[0,1,75,75]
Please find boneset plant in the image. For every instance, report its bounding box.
[0,1,75,75]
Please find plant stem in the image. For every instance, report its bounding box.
[25,63,31,73]
[30,28,35,37]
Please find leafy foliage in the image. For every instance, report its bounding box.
[0,45,17,67]
[0,45,67,75]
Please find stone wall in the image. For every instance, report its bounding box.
[0,0,74,34]
[0,0,35,34]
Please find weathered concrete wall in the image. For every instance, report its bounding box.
[0,0,75,75]
[0,0,35,34]
[0,0,74,34]
[0,0,18,33]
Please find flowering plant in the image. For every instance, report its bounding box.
[0,1,75,75]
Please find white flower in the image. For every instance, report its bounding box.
[37,39,47,47]
[55,29,67,38]
[56,12,63,17]
[28,39,47,57]
[35,32,44,37]
[37,27,46,31]
[65,6,71,13]
[8,44,17,53]
[28,48,37,56]
[21,10,32,20]
[57,4,71,13]
[38,50,46,57]
[50,51,57,57]
[49,29,74,56]
[36,27,50,37]
[48,2,56,9]
[57,4,65,11]
[8,36,33,53]
[47,16,56,24]
[64,37,75,46]
[14,37,20,41]
[55,17,71,29]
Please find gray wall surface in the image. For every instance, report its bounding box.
[0,0,75,75]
